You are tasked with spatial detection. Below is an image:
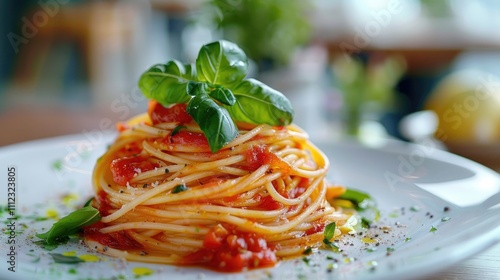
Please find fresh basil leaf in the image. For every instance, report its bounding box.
[323,223,340,250]
[83,197,94,207]
[324,222,336,241]
[187,91,238,153]
[187,81,207,96]
[196,40,248,87]
[139,60,195,106]
[209,87,236,106]
[225,79,294,126]
[36,206,101,245]
[49,253,84,264]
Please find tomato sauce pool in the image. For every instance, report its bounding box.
[179,227,278,272]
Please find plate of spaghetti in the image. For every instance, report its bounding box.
[1,41,500,280]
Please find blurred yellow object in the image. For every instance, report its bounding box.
[425,70,500,144]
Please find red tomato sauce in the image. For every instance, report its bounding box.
[95,191,113,216]
[84,221,143,251]
[305,222,326,235]
[110,156,159,186]
[180,227,277,272]
[244,145,291,174]
[164,131,209,149]
[148,101,193,125]
[253,193,283,211]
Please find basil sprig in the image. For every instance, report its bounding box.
[139,40,294,153]
[36,206,101,245]
[323,222,339,249]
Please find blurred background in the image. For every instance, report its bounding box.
[1,0,499,170]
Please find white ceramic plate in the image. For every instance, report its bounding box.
[1,133,499,280]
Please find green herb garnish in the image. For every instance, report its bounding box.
[302,247,313,255]
[49,253,84,264]
[430,225,437,232]
[139,40,294,153]
[335,188,379,229]
[83,197,94,207]
[338,189,374,210]
[51,159,63,171]
[36,206,101,245]
[172,184,188,194]
[323,222,339,249]
[324,222,336,240]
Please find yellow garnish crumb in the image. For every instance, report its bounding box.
[46,209,59,220]
[343,257,355,264]
[361,237,377,244]
[132,267,154,276]
[62,251,77,257]
[78,254,100,262]
[62,193,79,206]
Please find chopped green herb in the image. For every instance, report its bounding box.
[361,217,371,228]
[365,247,377,253]
[68,268,78,274]
[36,206,101,245]
[430,225,437,232]
[302,247,312,255]
[297,274,307,280]
[26,252,41,263]
[51,159,63,171]
[34,240,61,251]
[49,253,84,264]
[389,211,399,218]
[404,237,412,242]
[386,247,395,252]
[410,206,420,212]
[172,184,188,194]
[302,257,311,265]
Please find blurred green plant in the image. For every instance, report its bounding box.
[210,0,311,72]
[332,55,406,136]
